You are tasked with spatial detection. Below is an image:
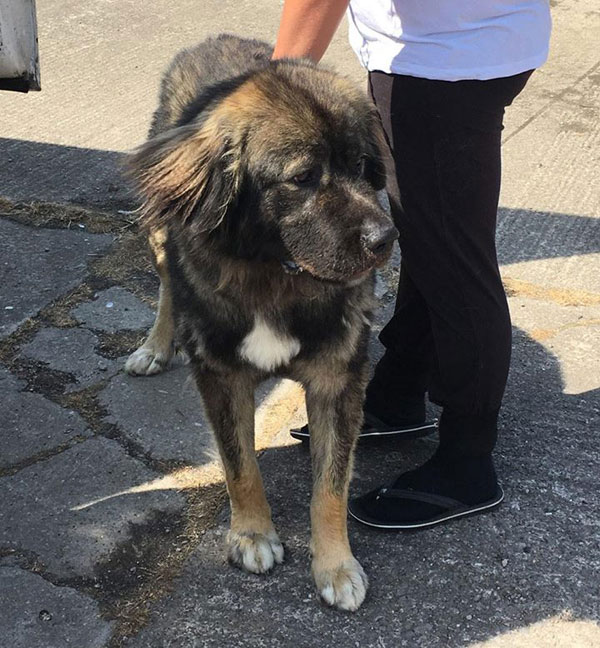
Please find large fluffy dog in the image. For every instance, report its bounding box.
[125,34,397,611]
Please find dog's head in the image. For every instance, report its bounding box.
[129,59,397,284]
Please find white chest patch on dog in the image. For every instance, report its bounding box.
[239,317,300,371]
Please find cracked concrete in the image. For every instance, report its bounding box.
[71,287,156,334]
[0,218,113,338]
[0,437,186,579]
[0,566,113,648]
[20,327,122,392]
[99,367,211,465]
[0,366,91,470]
[0,0,598,647]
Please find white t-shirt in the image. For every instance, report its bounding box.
[347,0,552,81]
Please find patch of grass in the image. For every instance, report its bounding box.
[504,276,600,307]
[96,330,146,360]
[91,229,157,303]
[13,356,76,397]
[0,318,40,366]
[39,283,98,328]
[0,197,129,234]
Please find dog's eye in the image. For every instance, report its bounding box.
[291,167,320,186]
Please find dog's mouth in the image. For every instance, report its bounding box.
[277,219,397,285]
[279,248,390,285]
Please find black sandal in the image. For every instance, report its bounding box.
[348,485,504,530]
[290,411,438,443]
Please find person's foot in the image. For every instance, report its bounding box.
[348,450,504,529]
[291,351,437,442]
[289,408,437,442]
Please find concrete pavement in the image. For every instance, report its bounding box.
[0,1,599,646]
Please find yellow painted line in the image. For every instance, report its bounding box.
[504,276,600,307]
[529,328,556,342]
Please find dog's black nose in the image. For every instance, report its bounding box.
[362,221,398,255]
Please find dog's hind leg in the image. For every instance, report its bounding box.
[194,365,284,574]
[303,361,369,611]
[125,227,179,375]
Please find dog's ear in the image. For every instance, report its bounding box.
[127,115,242,232]
[363,112,388,192]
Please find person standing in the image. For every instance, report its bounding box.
[274,0,552,529]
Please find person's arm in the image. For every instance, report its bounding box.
[272,0,350,62]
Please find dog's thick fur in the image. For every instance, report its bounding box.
[125,34,397,611]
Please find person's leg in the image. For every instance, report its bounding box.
[351,70,533,528]
[363,72,434,428]
[364,260,433,426]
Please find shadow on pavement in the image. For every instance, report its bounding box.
[124,324,599,647]
[0,138,133,211]
[498,206,600,263]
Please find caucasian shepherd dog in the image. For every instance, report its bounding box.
[125,34,397,611]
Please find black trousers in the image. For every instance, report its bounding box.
[368,70,532,456]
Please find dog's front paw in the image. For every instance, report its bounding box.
[227,530,284,574]
[125,345,173,376]
[313,557,368,611]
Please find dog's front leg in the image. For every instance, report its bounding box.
[305,369,368,611]
[194,366,284,574]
